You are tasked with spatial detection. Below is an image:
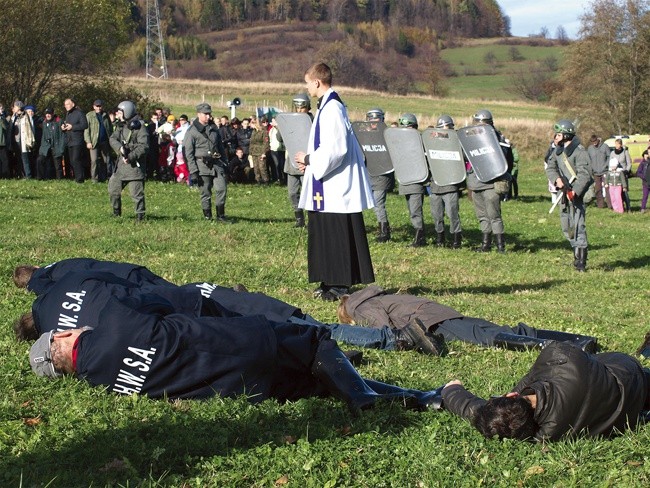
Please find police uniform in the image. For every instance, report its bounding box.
[466,128,510,252]
[108,118,148,219]
[183,105,229,220]
[545,136,592,265]
[429,180,461,247]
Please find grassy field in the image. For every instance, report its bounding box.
[1,145,650,486]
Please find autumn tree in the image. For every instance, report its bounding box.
[555,0,650,134]
[0,0,133,106]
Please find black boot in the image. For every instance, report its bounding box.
[294,210,305,228]
[535,329,598,353]
[452,232,462,249]
[495,233,506,253]
[113,207,121,217]
[203,208,212,220]
[136,213,145,223]
[311,344,429,412]
[475,233,492,252]
[363,380,445,411]
[216,205,232,224]
[493,332,547,351]
[410,228,426,247]
[394,318,447,356]
[376,222,391,243]
[435,232,445,247]
[575,247,587,272]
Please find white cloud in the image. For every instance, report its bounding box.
[499,0,592,38]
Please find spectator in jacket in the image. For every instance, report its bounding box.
[36,108,66,179]
[636,150,650,213]
[0,104,10,178]
[229,147,254,183]
[268,116,286,185]
[442,342,649,441]
[610,139,632,211]
[84,99,113,182]
[236,118,253,159]
[61,98,89,183]
[587,134,611,208]
[249,116,270,185]
[10,101,35,179]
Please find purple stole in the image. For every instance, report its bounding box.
[311,91,343,211]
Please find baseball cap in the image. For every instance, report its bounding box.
[29,331,61,378]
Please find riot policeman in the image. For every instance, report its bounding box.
[184,103,231,222]
[466,109,510,253]
[429,115,462,248]
[545,120,592,271]
[398,113,429,247]
[284,93,313,227]
[108,101,148,221]
[366,107,394,242]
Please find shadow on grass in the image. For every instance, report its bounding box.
[402,279,567,296]
[1,398,425,486]
[595,254,650,271]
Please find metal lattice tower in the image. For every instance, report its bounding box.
[145,0,168,79]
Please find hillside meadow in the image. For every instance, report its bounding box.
[1,85,649,486]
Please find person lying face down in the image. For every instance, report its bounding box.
[441,341,650,441]
[29,294,445,413]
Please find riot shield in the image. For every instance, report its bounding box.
[421,128,466,186]
[352,121,394,176]
[275,113,311,170]
[457,124,507,182]
[383,127,429,185]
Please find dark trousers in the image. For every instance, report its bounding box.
[36,152,63,179]
[67,144,86,182]
[0,147,9,178]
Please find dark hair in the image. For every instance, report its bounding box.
[473,396,539,440]
[13,265,37,288]
[14,312,38,341]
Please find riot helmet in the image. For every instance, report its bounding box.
[436,114,455,129]
[398,113,418,129]
[472,109,493,126]
[292,93,311,111]
[117,100,136,120]
[366,107,385,122]
[553,119,576,138]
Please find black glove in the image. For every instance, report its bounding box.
[191,172,203,187]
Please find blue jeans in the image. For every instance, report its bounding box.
[291,314,398,350]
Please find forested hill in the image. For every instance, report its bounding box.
[140,0,509,39]
[126,0,511,94]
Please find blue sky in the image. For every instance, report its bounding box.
[499,0,593,39]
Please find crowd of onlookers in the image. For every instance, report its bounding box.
[0,99,286,187]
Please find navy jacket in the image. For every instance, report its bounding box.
[27,258,172,295]
[75,297,278,401]
[185,282,302,323]
[31,271,231,336]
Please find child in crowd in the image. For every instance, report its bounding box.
[604,157,626,213]
[636,150,649,213]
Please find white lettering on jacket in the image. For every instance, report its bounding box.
[57,290,87,329]
[112,346,157,395]
[195,282,217,298]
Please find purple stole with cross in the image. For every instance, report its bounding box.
[311,91,343,211]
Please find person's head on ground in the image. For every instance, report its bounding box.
[30,329,89,378]
[473,394,539,440]
[14,312,38,341]
[337,296,355,324]
[13,265,38,288]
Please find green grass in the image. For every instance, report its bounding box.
[1,163,650,486]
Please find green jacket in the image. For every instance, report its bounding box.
[110,119,148,180]
[39,119,66,157]
[84,110,113,147]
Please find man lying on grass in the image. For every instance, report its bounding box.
[441,341,650,441]
[29,293,445,413]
